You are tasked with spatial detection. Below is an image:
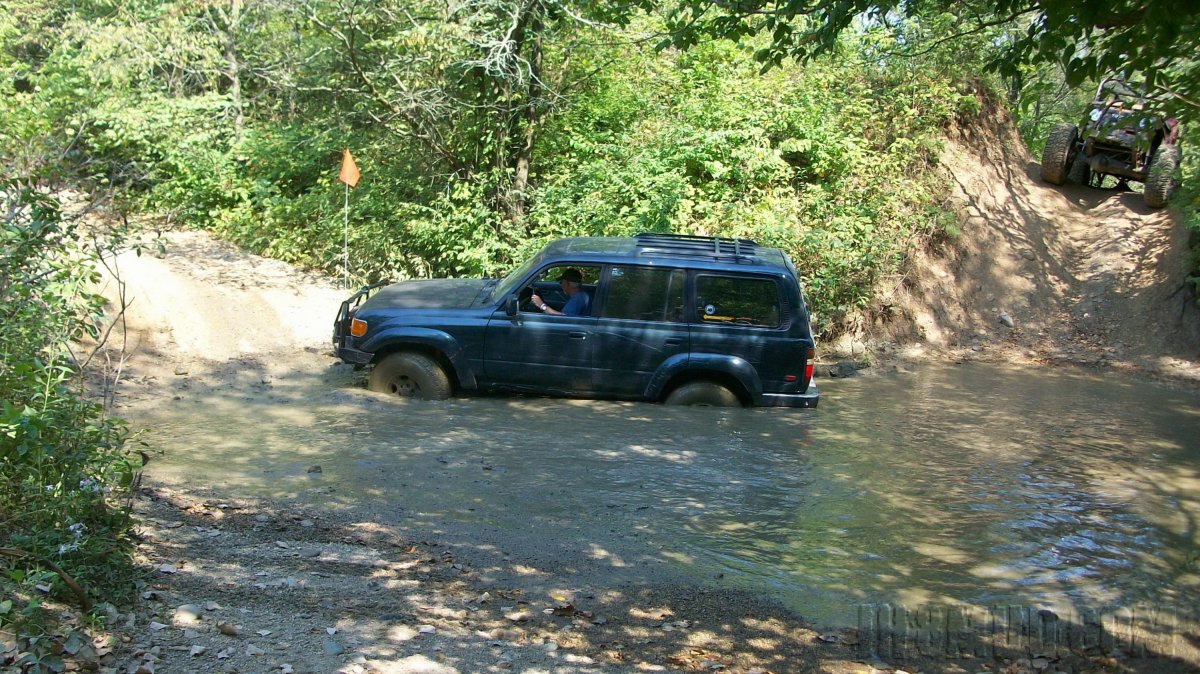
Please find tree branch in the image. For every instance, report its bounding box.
[0,548,94,612]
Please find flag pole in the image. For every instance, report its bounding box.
[343,181,350,290]
[337,148,360,290]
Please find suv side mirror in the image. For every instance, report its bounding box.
[505,294,519,317]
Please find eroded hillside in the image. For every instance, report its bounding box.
[871,108,1200,383]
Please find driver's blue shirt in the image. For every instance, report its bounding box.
[562,291,590,317]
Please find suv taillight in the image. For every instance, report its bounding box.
[803,347,814,383]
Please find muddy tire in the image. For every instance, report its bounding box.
[1143,145,1182,208]
[664,381,741,407]
[368,352,451,400]
[1040,123,1077,185]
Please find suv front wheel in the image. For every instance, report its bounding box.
[369,351,452,400]
[665,381,741,407]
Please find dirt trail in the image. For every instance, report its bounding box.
[876,112,1200,383]
[90,111,1200,674]
[102,231,347,364]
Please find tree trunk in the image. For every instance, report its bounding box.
[226,0,244,143]
[507,12,544,226]
[1007,72,1022,106]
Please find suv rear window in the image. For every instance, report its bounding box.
[602,266,685,322]
[695,275,781,327]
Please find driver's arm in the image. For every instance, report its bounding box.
[530,293,561,315]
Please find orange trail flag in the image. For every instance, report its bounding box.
[338,149,360,187]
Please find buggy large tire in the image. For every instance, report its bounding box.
[368,352,452,400]
[1068,156,1091,186]
[1144,145,1182,208]
[664,381,741,407]
[1040,123,1078,186]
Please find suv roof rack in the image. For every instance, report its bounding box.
[634,232,760,261]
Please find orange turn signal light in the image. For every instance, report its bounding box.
[350,318,368,337]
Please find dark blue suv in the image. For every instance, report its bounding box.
[333,233,818,407]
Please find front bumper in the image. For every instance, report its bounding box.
[759,380,819,408]
[337,345,373,365]
[333,281,390,364]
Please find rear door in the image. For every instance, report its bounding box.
[589,265,689,397]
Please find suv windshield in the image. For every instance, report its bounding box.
[490,253,541,302]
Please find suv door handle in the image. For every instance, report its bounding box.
[663,337,682,346]
[568,331,587,339]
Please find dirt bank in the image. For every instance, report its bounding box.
[863,111,1200,385]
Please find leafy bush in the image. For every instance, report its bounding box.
[528,36,972,332]
[1,183,139,631]
[0,0,1010,338]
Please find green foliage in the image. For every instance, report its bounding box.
[0,0,1047,336]
[662,0,1200,118]
[1175,156,1200,297]
[530,31,974,330]
[0,183,138,631]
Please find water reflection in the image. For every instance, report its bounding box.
[133,362,1200,625]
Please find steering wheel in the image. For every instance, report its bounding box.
[518,286,538,312]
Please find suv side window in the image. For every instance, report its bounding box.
[695,275,781,327]
[523,265,600,315]
[602,266,685,322]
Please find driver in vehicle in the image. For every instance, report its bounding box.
[531,268,590,316]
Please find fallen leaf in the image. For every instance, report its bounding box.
[157,564,177,574]
[257,630,272,637]
[247,644,265,656]
[189,645,206,657]
[216,647,233,659]
[148,622,168,632]
[281,666,294,674]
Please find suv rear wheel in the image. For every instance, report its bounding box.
[665,381,741,407]
[1041,123,1078,186]
[369,352,451,400]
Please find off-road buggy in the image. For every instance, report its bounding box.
[1041,78,1183,208]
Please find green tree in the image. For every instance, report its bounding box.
[303,0,651,224]
[663,0,1200,113]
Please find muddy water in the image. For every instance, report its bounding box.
[135,362,1200,626]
